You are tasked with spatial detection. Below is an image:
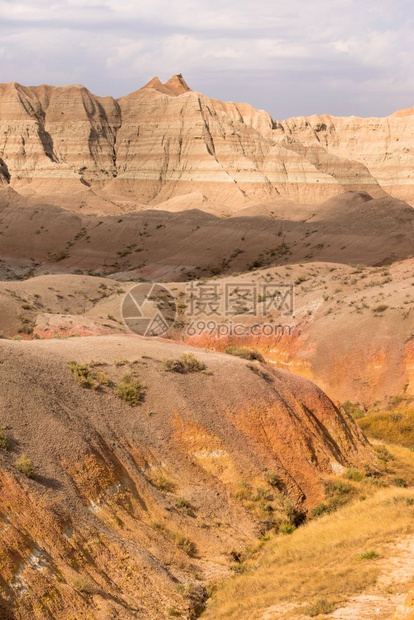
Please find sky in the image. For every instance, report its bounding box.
[0,0,412,119]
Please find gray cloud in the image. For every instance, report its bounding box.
[0,0,412,119]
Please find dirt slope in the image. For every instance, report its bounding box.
[0,336,373,619]
[1,190,413,281]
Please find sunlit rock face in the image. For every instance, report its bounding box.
[0,75,412,209]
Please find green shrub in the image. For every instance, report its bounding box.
[310,502,330,519]
[0,428,9,450]
[67,361,100,389]
[16,454,36,478]
[264,469,285,491]
[163,353,206,374]
[114,374,145,406]
[279,523,296,535]
[225,347,264,362]
[374,444,395,463]
[175,498,196,516]
[356,550,379,561]
[342,400,366,419]
[345,468,364,482]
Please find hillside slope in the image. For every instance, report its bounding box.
[0,336,373,619]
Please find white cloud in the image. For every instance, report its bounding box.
[0,0,412,118]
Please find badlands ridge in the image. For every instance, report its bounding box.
[0,74,413,212]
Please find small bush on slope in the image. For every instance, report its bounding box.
[162,353,206,373]
[16,454,36,479]
[67,361,103,390]
[0,428,9,450]
[224,347,264,362]
[114,374,145,406]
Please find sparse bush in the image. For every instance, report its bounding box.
[149,473,177,493]
[114,374,145,406]
[71,575,95,593]
[305,598,335,617]
[355,550,379,561]
[310,502,330,519]
[374,444,395,463]
[67,361,100,389]
[279,523,296,535]
[393,477,408,488]
[51,251,69,262]
[163,353,206,374]
[0,428,9,450]
[264,469,285,491]
[16,454,36,479]
[175,498,196,516]
[225,346,264,362]
[345,468,364,482]
[373,304,388,314]
[176,536,198,557]
[18,314,34,335]
[342,400,366,419]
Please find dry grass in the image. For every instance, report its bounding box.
[203,485,414,619]
[358,408,414,450]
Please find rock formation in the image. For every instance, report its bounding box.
[0,76,412,210]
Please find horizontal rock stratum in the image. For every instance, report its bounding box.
[0,75,413,208]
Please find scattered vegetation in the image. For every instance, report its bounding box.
[153,522,198,557]
[304,598,335,617]
[224,347,264,362]
[355,550,379,561]
[310,480,355,519]
[175,498,196,516]
[50,251,69,262]
[67,361,106,390]
[358,406,414,450]
[16,454,36,478]
[342,400,366,419]
[149,472,177,493]
[0,428,9,450]
[163,353,206,374]
[203,488,414,619]
[18,314,34,335]
[71,575,95,594]
[114,374,145,406]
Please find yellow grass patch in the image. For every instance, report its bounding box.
[203,486,414,619]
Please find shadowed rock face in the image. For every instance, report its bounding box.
[0,76,412,209]
[0,336,374,619]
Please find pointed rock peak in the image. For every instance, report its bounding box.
[163,74,191,96]
[141,76,174,96]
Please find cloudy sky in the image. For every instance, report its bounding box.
[0,0,412,119]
